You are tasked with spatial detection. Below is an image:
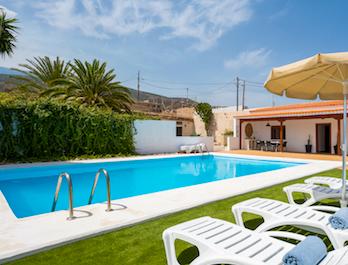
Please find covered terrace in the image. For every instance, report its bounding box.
[237,101,347,154]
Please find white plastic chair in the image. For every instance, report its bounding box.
[232,197,348,249]
[162,216,348,265]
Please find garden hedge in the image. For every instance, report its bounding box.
[0,93,135,161]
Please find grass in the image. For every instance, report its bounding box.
[8,169,342,265]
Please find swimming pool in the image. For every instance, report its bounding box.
[0,155,302,218]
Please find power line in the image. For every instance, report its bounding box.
[142,77,234,86]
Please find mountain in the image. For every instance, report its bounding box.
[0,67,196,109]
[0,67,23,76]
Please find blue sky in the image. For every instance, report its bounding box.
[1,0,347,108]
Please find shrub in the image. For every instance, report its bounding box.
[195,102,213,136]
[0,93,135,161]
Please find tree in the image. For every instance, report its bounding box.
[0,10,18,57]
[195,102,213,136]
[14,56,71,94]
[50,59,134,113]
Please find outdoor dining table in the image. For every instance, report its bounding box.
[271,141,286,152]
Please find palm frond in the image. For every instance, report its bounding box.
[0,10,19,57]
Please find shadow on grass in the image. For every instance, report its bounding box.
[177,246,199,265]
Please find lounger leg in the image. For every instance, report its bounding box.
[162,231,180,265]
[284,189,296,205]
[231,207,245,227]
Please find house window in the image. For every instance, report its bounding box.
[271,126,286,139]
[176,121,183,136]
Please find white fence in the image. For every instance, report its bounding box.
[134,120,213,154]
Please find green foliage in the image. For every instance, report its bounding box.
[13,56,71,94]
[48,59,134,113]
[194,102,213,135]
[223,129,234,136]
[0,10,18,57]
[0,94,135,161]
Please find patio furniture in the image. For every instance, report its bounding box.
[271,140,287,152]
[255,140,261,150]
[259,140,265,151]
[244,139,256,150]
[283,183,348,207]
[305,176,342,189]
[232,197,348,249]
[270,141,279,152]
[179,145,196,153]
[162,216,348,265]
[265,141,274,151]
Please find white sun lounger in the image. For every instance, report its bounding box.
[305,176,342,189]
[283,183,347,207]
[162,216,348,265]
[180,144,199,154]
[232,197,348,249]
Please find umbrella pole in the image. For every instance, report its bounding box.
[341,87,348,208]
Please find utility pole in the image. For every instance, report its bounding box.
[242,79,246,110]
[236,77,239,111]
[137,71,140,101]
[186,87,189,106]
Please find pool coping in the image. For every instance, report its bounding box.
[0,152,340,262]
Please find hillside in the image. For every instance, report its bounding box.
[0,69,196,109]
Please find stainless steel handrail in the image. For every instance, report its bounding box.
[51,172,75,220]
[88,168,112,212]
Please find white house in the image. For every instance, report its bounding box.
[236,101,346,154]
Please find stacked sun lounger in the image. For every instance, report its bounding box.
[179,143,207,154]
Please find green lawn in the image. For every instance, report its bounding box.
[8,169,342,265]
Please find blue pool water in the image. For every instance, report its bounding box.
[0,155,302,218]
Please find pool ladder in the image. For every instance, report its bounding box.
[88,168,113,212]
[51,172,75,220]
[51,168,112,221]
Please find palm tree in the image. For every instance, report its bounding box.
[0,10,18,57]
[51,59,133,113]
[14,56,71,94]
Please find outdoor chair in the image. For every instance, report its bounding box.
[283,141,287,151]
[232,197,348,249]
[255,140,261,150]
[163,216,348,265]
[265,141,274,151]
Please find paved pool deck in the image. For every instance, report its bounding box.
[0,153,340,262]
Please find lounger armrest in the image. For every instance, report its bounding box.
[262,231,306,242]
[308,205,340,213]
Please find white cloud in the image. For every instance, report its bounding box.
[0,5,17,17]
[32,0,253,51]
[224,48,272,69]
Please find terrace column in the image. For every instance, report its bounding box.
[337,117,342,155]
[279,120,284,152]
[239,120,243,149]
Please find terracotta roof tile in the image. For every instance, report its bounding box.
[251,100,343,113]
[238,100,344,119]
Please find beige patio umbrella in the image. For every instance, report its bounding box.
[264,52,348,207]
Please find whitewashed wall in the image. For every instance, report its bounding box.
[240,118,339,154]
[134,120,214,154]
